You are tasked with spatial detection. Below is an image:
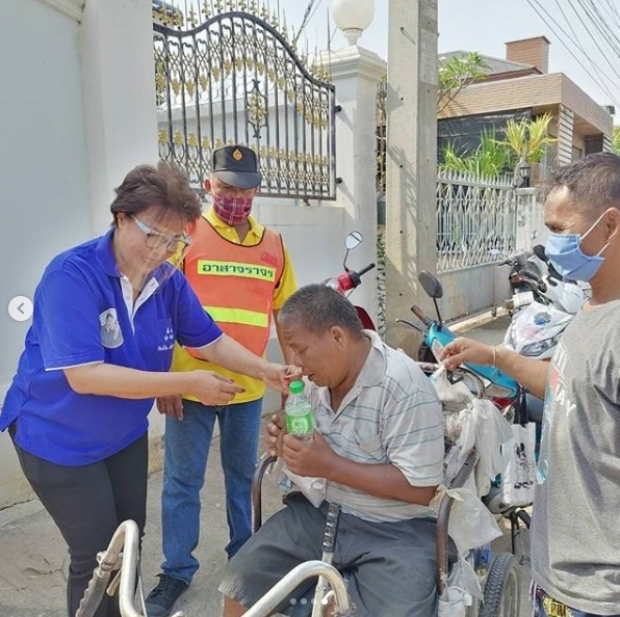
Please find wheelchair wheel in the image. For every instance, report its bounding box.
[480,552,520,617]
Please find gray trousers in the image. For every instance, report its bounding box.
[219,493,439,617]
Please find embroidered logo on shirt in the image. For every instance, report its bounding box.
[158,325,175,352]
[100,309,123,349]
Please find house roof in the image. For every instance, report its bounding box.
[439,51,538,77]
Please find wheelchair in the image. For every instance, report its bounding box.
[251,445,521,617]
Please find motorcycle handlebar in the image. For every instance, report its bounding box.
[357,262,376,277]
[411,305,433,327]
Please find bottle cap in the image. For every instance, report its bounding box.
[288,380,305,395]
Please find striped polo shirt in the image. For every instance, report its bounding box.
[307,330,444,523]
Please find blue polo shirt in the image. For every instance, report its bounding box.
[0,230,222,466]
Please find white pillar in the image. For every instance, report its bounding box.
[80,0,159,235]
[515,187,546,250]
[384,0,439,353]
[326,46,387,326]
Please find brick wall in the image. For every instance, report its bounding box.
[440,73,612,138]
[506,36,550,74]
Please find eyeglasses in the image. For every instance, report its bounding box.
[131,216,192,254]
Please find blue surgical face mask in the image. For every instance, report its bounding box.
[545,210,609,281]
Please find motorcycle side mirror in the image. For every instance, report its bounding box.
[345,231,363,250]
[532,244,548,262]
[418,271,444,299]
[418,271,444,324]
[343,231,363,270]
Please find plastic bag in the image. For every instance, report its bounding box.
[438,556,481,617]
[453,397,514,496]
[438,587,467,617]
[428,366,514,494]
[430,367,473,409]
[430,367,474,445]
[277,463,326,508]
[502,422,536,506]
[432,481,502,554]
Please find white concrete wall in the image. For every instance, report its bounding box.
[439,265,510,322]
[0,0,91,510]
[253,200,346,287]
[0,0,372,511]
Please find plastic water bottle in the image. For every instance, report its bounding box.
[285,380,314,439]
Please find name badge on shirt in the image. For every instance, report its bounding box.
[100,308,124,349]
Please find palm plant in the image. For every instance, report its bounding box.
[440,129,515,178]
[613,126,620,155]
[496,112,556,165]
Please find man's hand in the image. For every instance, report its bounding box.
[282,431,339,479]
[265,413,286,457]
[189,370,245,406]
[439,337,494,371]
[156,395,184,420]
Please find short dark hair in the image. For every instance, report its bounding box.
[110,161,202,224]
[550,152,620,213]
[277,284,364,336]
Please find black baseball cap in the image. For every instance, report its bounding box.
[211,145,262,189]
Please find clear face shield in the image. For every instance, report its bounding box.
[129,213,193,292]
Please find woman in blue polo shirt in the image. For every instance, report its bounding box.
[0,162,292,617]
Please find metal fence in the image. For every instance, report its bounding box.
[437,171,517,272]
[376,77,387,199]
[153,1,337,199]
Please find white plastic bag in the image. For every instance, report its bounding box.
[447,396,514,496]
[428,366,514,495]
[438,556,481,617]
[277,463,326,508]
[438,587,467,617]
[430,367,474,446]
[431,482,502,554]
[430,367,473,414]
[502,422,536,506]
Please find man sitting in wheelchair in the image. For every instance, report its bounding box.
[219,284,445,617]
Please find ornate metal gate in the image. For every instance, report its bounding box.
[153,2,337,200]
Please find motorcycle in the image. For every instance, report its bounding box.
[503,245,586,361]
[499,246,548,310]
[500,245,586,315]
[397,270,520,401]
[322,231,376,331]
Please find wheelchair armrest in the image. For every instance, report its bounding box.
[252,454,278,534]
[435,448,479,595]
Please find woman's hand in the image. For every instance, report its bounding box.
[257,363,302,393]
[439,337,495,371]
[188,370,245,406]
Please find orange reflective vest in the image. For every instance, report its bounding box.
[183,217,285,358]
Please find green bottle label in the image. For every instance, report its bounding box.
[286,412,313,436]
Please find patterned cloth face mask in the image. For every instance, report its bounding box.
[212,195,253,225]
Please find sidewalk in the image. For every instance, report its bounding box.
[0,313,528,617]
